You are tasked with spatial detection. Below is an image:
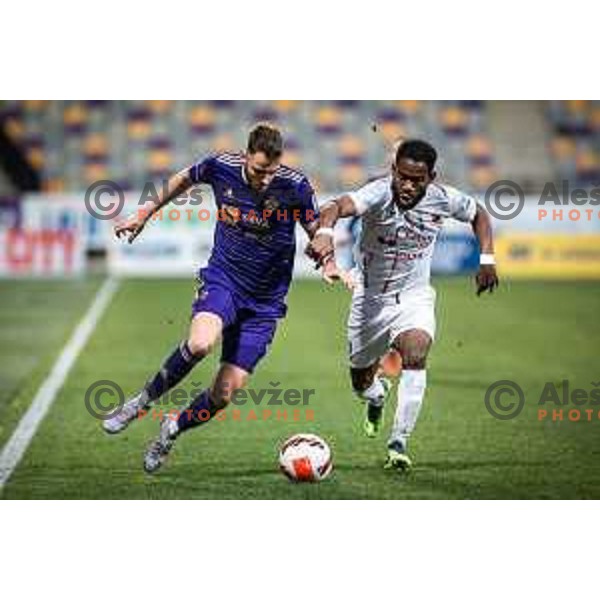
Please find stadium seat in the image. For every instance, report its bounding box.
[127,106,152,141]
[83,163,109,183]
[43,177,65,192]
[1,100,506,196]
[63,102,88,134]
[23,100,49,111]
[378,121,407,146]
[149,149,173,173]
[440,105,469,136]
[4,116,24,142]
[395,100,421,115]
[591,106,600,134]
[210,133,236,153]
[146,100,174,114]
[550,135,577,161]
[338,134,365,160]
[466,134,494,166]
[273,100,299,113]
[83,133,109,160]
[314,105,343,135]
[339,163,366,187]
[575,149,599,183]
[189,104,217,135]
[26,147,45,170]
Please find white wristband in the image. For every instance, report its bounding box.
[315,227,335,238]
[480,253,496,266]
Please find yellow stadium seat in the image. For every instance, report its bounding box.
[338,134,365,158]
[5,118,24,141]
[440,106,468,133]
[575,149,598,171]
[63,103,88,128]
[84,163,108,183]
[466,134,492,159]
[378,121,407,145]
[395,100,421,114]
[273,100,299,113]
[146,100,174,114]
[550,136,576,160]
[211,133,236,153]
[127,119,151,141]
[340,164,366,187]
[149,149,172,171]
[23,100,49,111]
[189,105,216,131]
[43,178,65,193]
[314,105,342,132]
[26,148,45,169]
[83,133,109,157]
[565,100,590,115]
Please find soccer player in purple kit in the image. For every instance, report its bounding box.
[104,124,321,473]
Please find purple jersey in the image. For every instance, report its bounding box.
[189,152,318,307]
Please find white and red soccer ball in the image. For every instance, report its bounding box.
[279,433,333,482]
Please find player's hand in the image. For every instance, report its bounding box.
[306,233,335,266]
[114,212,146,244]
[475,265,499,296]
[321,259,355,290]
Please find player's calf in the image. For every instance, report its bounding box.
[387,328,431,463]
[138,313,223,411]
[167,363,249,439]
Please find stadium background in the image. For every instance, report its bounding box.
[0,100,599,498]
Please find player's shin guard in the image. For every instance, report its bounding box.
[144,341,201,403]
[176,389,221,434]
[389,369,426,450]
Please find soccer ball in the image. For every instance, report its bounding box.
[279,433,333,482]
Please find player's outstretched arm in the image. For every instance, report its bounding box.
[472,204,499,295]
[306,195,358,266]
[114,168,194,243]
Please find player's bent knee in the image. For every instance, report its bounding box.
[392,329,431,370]
[188,313,223,357]
[402,356,427,370]
[396,348,428,370]
[187,337,216,358]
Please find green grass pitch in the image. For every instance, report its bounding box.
[1,276,599,499]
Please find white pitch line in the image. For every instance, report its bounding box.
[0,277,120,491]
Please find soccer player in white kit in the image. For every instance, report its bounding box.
[310,140,498,470]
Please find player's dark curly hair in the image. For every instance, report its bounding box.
[395,139,438,174]
[247,123,283,161]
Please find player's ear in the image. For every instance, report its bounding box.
[430,169,437,181]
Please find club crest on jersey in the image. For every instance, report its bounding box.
[220,202,272,236]
[263,197,280,212]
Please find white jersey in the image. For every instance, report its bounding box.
[348,176,478,296]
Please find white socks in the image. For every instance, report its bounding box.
[389,369,426,448]
[356,377,386,407]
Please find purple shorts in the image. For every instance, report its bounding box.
[191,270,283,373]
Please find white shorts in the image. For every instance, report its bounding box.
[347,286,436,369]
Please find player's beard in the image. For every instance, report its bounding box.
[392,185,427,211]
